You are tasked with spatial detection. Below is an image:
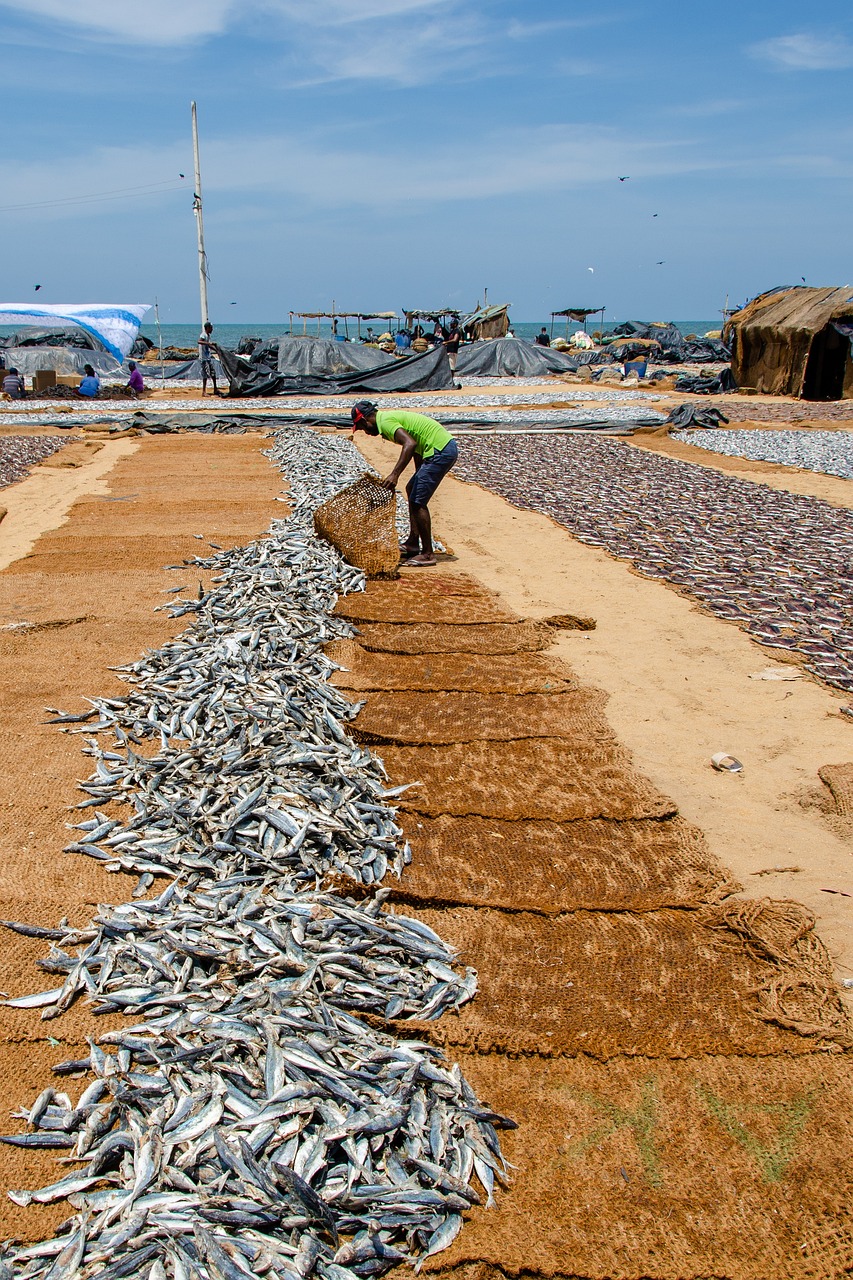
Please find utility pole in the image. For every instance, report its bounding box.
[191,101,209,328]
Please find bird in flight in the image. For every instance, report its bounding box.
[655,261,665,265]
[801,276,806,283]
[652,213,658,217]
[34,284,42,291]
[230,302,237,305]
[618,175,629,181]
[179,173,185,178]
[587,266,595,273]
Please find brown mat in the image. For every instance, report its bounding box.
[348,690,613,745]
[393,813,739,913]
[327,641,577,693]
[424,1052,853,1280]
[818,762,853,817]
[0,1041,91,1244]
[403,901,850,1058]
[314,474,399,578]
[380,740,676,821]
[353,620,550,654]
[334,574,517,624]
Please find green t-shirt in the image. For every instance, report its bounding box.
[375,409,453,459]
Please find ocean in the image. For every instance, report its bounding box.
[135,319,720,350]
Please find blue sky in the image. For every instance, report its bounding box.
[1,0,851,324]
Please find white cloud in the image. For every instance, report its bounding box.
[1,126,720,223]
[0,0,451,47]
[750,32,853,70]
[0,0,234,43]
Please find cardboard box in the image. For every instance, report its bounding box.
[55,374,82,388]
[32,369,57,391]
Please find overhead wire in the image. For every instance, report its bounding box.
[0,178,188,214]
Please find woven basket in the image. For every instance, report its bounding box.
[313,473,399,577]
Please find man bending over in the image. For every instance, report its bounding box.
[350,401,458,566]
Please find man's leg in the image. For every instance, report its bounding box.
[401,464,422,556]
[409,500,435,561]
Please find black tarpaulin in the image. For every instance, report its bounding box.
[218,343,455,397]
[276,336,388,376]
[455,339,576,377]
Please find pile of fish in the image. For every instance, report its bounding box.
[673,428,853,481]
[0,435,74,489]
[455,435,853,692]
[0,425,510,1278]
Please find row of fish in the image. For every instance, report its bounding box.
[454,435,853,693]
[673,428,853,482]
[0,425,510,1278]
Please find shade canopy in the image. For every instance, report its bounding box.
[551,308,604,320]
[0,303,151,360]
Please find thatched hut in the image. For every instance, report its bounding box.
[724,286,853,399]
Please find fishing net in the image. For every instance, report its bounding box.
[352,620,550,655]
[313,473,399,578]
[334,573,517,623]
[379,739,676,821]
[328,641,577,692]
[347,689,613,745]
[423,1052,853,1280]
[405,902,851,1058]
[393,814,739,913]
[817,762,853,817]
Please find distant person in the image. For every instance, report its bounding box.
[365,327,375,342]
[2,367,25,399]
[394,329,412,355]
[198,321,219,396]
[443,317,462,375]
[77,364,100,398]
[534,327,551,347]
[127,361,144,395]
[350,400,458,567]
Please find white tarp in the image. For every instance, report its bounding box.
[0,303,151,360]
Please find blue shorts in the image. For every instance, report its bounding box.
[407,439,458,506]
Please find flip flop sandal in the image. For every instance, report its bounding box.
[405,555,437,567]
[711,753,743,773]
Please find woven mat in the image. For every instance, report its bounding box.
[327,641,577,693]
[0,1041,92,1244]
[393,813,738,912]
[818,762,853,818]
[380,739,676,821]
[424,1052,853,1280]
[352,620,550,655]
[334,574,517,624]
[348,690,613,745]
[403,901,850,1058]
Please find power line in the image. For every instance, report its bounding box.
[0,177,188,215]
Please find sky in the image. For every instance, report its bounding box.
[0,0,851,324]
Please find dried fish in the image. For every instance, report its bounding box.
[0,424,510,1280]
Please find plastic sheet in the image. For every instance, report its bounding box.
[218,342,454,397]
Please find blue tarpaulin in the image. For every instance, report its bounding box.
[0,303,151,361]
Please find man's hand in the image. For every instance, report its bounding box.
[381,474,399,491]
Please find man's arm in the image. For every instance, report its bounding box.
[381,428,418,489]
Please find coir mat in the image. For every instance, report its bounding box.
[423,1051,853,1280]
[392,813,739,913]
[379,739,676,821]
[347,689,613,745]
[334,574,517,624]
[328,641,577,693]
[400,900,851,1058]
[350,620,550,655]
